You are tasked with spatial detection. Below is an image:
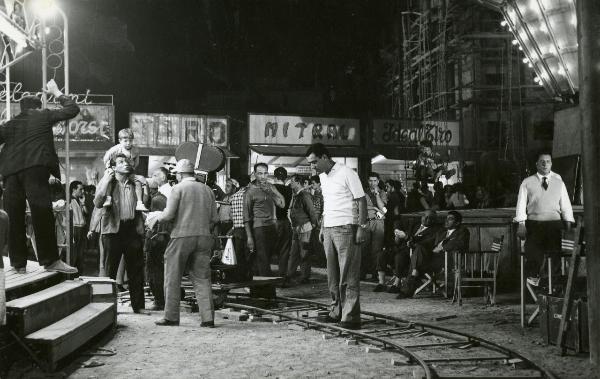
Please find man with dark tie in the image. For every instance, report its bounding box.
[515,152,574,286]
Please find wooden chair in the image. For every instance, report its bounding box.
[452,236,503,306]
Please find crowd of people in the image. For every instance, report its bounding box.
[0,80,575,330]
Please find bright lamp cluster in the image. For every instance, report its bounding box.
[499,0,578,97]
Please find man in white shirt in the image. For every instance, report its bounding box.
[514,152,574,283]
[306,143,367,330]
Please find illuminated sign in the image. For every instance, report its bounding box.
[129,113,227,149]
[0,102,115,146]
[248,114,360,146]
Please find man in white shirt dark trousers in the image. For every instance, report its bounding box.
[514,152,574,284]
[306,143,368,330]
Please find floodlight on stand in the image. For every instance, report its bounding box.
[500,20,508,27]
[511,39,519,45]
[522,58,529,64]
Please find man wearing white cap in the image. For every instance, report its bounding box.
[155,159,218,327]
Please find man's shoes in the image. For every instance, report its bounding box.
[527,277,540,287]
[45,260,78,274]
[136,201,149,212]
[317,315,340,323]
[133,309,150,315]
[405,276,418,297]
[200,321,215,328]
[396,291,410,299]
[155,318,179,326]
[339,321,361,330]
[102,196,112,209]
[373,284,386,292]
[117,284,127,292]
[387,285,401,294]
[14,267,27,274]
[149,303,164,311]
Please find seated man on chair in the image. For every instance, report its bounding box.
[399,210,469,298]
[393,210,441,298]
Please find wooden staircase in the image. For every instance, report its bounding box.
[2,258,117,372]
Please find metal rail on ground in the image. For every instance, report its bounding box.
[224,294,556,379]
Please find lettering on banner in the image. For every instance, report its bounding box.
[379,121,454,146]
[250,114,359,145]
[0,82,93,105]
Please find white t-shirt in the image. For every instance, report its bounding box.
[320,162,365,227]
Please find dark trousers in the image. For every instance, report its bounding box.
[392,245,410,278]
[4,166,59,268]
[275,219,293,278]
[146,249,164,306]
[410,244,444,275]
[71,226,86,274]
[232,227,252,280]
[525,220,563,278]
[145,237,167,307]
[253,224,277,276]
[103,221,145,311]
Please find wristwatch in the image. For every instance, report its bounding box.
[359,223,368,229]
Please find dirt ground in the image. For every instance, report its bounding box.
[6,267,600,379]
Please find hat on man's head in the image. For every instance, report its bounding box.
[174,159,195,173]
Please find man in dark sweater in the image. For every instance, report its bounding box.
[273,167,293,284]
[0,80,79,274]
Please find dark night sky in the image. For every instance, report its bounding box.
[7,0,397,129]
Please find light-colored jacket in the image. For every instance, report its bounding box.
[161,177,218,238]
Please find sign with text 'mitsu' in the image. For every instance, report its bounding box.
[372,119,460,147]
[248,114,360,146]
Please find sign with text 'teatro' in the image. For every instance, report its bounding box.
[248,114,360,146]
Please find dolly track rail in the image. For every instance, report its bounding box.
[224,294,556,379]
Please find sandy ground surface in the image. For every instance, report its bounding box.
[6,267,599,379]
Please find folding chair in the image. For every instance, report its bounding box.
[412,248,448,298]
[452,236,503,306]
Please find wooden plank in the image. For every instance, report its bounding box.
[26,302,114,343]
[7,281,91,336]
[212,276,284,291]
[7,280,88,309]
[557,221,583,354]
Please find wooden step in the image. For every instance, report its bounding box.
[6,280,91,336]
[78,277,118,305]
[25,302,116,370]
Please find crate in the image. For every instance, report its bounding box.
[539,294,589,353]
